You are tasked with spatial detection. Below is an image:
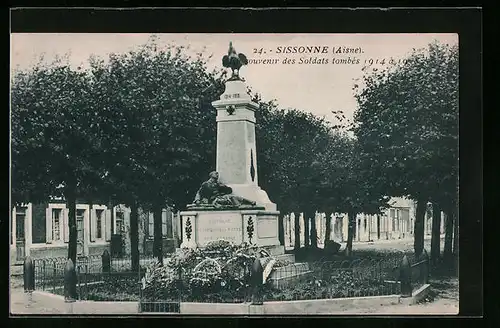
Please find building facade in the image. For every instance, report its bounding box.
[10,200,180,265]
[283,197,445,249]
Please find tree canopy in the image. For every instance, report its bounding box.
[353,41,458,207]
[10,38,458,260]
[352,41,459,255]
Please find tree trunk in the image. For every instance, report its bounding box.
[431,202,441,265]
[345,211,356,257]
[444,207,454,262]
[130,202,139,272]
[453,210,458,257]
[376,214,381,240]
[64,180,78,301]
[294,211,301,251]
[153,205,163,266]
[414,198,427,257]
[66,186,77,265]
[278,213,285,246]
[303,213,310,248]
[309,211,318,249]
[453,209,458,272]
[324,212,332,246]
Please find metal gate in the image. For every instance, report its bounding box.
[138,266,181,314]
[138,300,181,314]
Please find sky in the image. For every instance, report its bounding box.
[10,33,458,123]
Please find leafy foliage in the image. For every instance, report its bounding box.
[11,59,98,205]
[353,41,459,207]
[88,40,226,211]
[352,41,459,255]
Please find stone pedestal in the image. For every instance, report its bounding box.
[211,79,276,211]
[179,208,281,249]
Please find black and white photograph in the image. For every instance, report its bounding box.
[9,9,478,316]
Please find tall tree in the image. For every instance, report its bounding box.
[256,104,331,250]
[312,126,353,247]
[89,39,225,264]
[444,208,455,262]
[11,59,98,271]
[431,202,442,265]
[353,41,459,257]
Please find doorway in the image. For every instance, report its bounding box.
[15,207,27,262]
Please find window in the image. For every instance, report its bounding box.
[116,211,124,234]
[52,209,62,241]
[76,209,85,241]
[96,209,103,239]
[148,214,154,238]
[401,209,410,232]
[16,207,27,241]
[162,212,167,237]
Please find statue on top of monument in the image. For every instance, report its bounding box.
[222,41,248,81]
[190,171,257,209]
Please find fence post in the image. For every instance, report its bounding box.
[64,258,77,302]
[42,260,46,290]
[250,257,264,305]
[399,255,412,297]
[23,256,35,292]
[77,265,81,300]
[52,262,56,294]
[102,250,111,273]
[422,249,430,284]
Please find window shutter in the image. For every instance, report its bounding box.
[172,212,177,239]
[63,209,69,243]
[90,208,96,242]
[105,209,112,241]
[46,207,52,243]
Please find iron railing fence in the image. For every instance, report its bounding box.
[32,252,165,300]
[138,253,415,309]
[408,251,430,291]
[27,248,428,310]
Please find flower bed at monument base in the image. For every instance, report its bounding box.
[50,272,399,303]
[45,240,405,303]
[49,264,400,303]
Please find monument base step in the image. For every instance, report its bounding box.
[261,245,285,256]
[268,262,313,289]
[273,253,295,263]
[269,262,310,279]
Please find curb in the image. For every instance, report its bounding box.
[16,287,431,315]
[400,284,432,306]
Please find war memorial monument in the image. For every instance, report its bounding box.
[179,43,311,286]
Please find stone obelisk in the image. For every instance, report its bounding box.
[211,42,276,211]
[179,42,281,250]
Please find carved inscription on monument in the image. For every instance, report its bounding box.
[257,217,278,239]
[223,93,241,100]
[217,121,247,184]
[196,213,243,245]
